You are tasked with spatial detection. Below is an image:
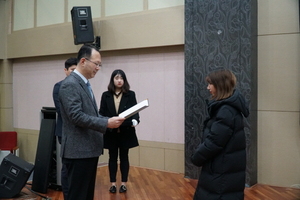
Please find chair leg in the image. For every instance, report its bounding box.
[12,149,19,156]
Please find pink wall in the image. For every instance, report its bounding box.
[13,50,184,144]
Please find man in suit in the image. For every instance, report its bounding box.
[59,45,125,200]
[52,57,77,200]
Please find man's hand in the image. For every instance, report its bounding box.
[107,116,126,128]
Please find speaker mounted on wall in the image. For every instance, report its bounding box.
[71,6,95,45]
[0,154,34,198]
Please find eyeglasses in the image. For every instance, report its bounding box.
[85,58,102,68]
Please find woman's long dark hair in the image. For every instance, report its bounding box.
[107,69,130,94]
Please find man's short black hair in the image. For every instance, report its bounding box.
[77,45,99,62]
[65,57,77,69]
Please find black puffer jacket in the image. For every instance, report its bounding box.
[191,90,249,200]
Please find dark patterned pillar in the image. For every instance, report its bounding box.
[184,0,258,187]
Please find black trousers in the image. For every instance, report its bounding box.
[61,163,68,199]
[108,147,129,182]
[62,157,99,200]
[58,137,68,200]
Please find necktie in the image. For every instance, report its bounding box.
[86,81,93,98]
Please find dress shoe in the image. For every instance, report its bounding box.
[119,185,127,193]
[109,185,117,193]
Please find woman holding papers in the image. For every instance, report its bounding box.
[191,69,249,200]
[99,69,140,193]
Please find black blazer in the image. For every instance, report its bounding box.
[53,80,63,139]
[99,90,139,149]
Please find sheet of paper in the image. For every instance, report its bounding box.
[119,99,149,119]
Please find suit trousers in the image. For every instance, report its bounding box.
[62,157,99,200]
[108,147,129,182]
[58,136,68,200]
[61,163,68,199]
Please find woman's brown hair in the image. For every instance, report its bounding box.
[205,69,236,100]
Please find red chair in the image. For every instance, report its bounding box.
[0,131,18,155]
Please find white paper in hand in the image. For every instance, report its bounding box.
[119,99,149,119]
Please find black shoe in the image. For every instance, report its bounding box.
[109,185,117,193]
[119,185,127,193]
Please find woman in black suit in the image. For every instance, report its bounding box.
[99,69,140,193]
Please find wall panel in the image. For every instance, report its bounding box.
[184,0,258,186]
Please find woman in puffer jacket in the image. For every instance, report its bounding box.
[191,69,249,200]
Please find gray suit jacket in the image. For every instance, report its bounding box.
[58,72,108,159]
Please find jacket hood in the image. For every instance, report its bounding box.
[207,90,249,118]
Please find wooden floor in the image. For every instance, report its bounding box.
[2,165,300,200]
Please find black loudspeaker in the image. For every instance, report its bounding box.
[0,154,34,198]
[32,118,56,193]
[71,6,94,45]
